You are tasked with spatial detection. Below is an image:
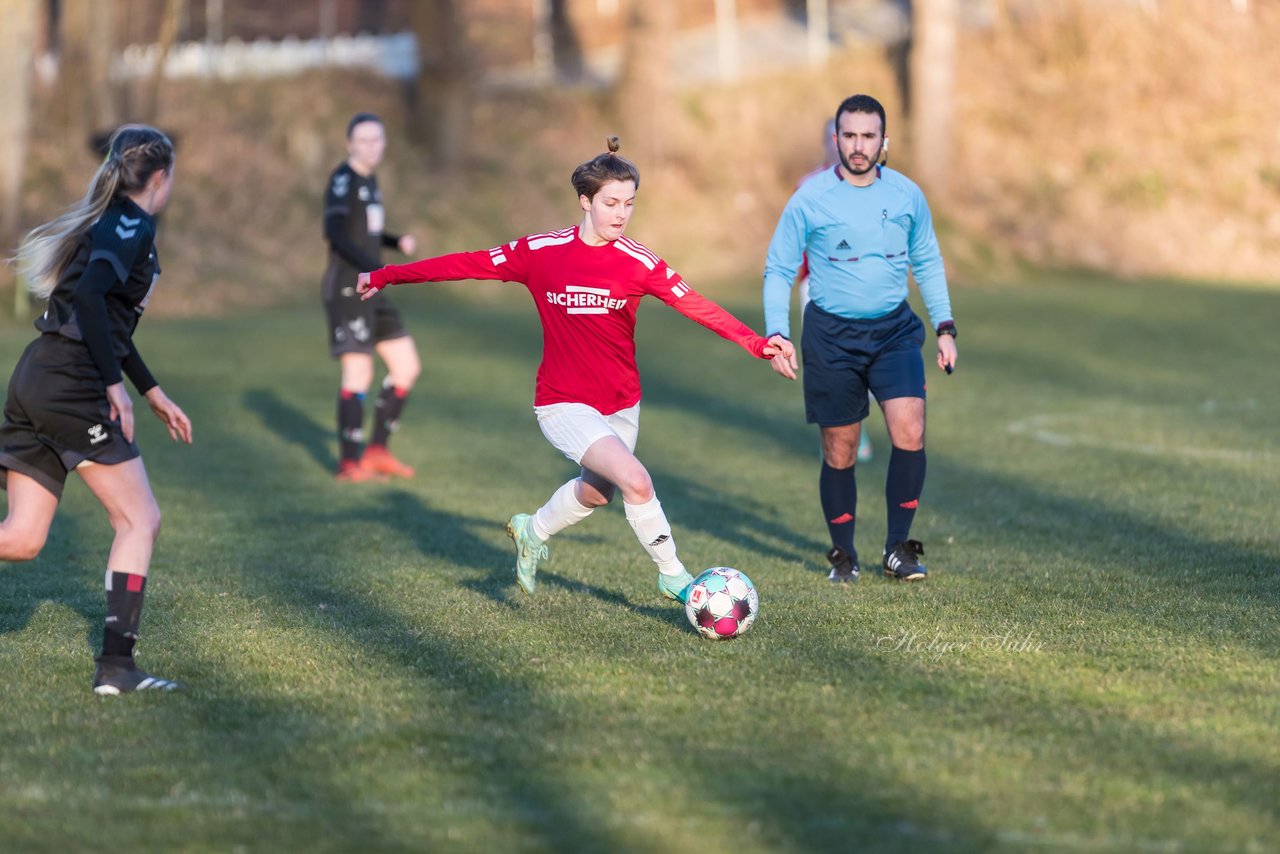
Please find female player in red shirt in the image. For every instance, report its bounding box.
[358,138,796,602]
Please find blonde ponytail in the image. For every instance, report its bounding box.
[14,125,174,300]
[16,159,124,299]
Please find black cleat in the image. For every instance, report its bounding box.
[883,540,927,581]
[93,655,183,695]
[826,546,860,583]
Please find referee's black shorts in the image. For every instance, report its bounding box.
[801,299,926,427]
[0,335,140,499]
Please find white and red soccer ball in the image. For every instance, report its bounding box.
[684,567,758,639]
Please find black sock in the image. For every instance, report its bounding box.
[820,461,858,560]
[885,446,926,550]
[337,390,365,463]
[101,627,135,658]
[102,570,146,658]
[370,381,409,447]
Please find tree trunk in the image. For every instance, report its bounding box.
[0,0,38,315]
[550,0,583,82]
[138,0,181,123]
[52,0,126,143]
[613,0,676,167]
[909,0,958,196]
[407,0,470,172]
[88,0,120,129]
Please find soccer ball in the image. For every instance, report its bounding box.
[684,567,759,639]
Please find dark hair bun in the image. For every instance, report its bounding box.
[606,136,621,154]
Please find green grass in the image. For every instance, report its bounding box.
[1,273,1277,852]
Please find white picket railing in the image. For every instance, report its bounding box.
[111,32,419,82]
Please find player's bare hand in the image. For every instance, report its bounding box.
[937,335,958,374]
[398,234,417,256]
[106,382,135,444]
[145,386,193,444]
[357,271,382,301]
[764,335,798,380]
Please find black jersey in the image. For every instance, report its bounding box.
[323,162,400,287]
[34,197,159,359]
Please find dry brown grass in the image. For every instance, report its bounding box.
[15,1,1278,319]
[19,53,897,315]
[950,0,1280,284]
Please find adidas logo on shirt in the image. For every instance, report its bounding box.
[836,239,851,250]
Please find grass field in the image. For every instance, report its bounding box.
[1,273,1277,853]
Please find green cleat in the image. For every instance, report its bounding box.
[658,569,695,603]
[505,513,548,595]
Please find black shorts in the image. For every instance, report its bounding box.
[0,335,140,499]
[322,267,409,357]
[801,300,926,427]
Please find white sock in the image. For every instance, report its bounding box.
[532,479,594,541]
[624,496,686,576]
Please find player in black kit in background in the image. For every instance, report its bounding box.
[1,125,192,694]
[322,113,421,481]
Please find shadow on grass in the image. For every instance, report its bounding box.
[967,667,1280,839]
[203,543,998,849]
[10,287,1278,849]
[930,453,1278,642]
[0,510,115,657]
[460,567,685,629]
[255,486,512,578]
[242,283,1276,847]
[647,463,828,567]
[1,687,410,851]
[768,619,1279,849]
[162,512,666,848]
[170,382,1002,850]
[243,387,335,473]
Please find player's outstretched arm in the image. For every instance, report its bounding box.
[359,245,532,301]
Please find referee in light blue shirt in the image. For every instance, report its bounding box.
[763,94,958,583]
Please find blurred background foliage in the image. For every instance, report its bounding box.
[0,0,1275,318]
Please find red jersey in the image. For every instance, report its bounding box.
[370,226,771,414]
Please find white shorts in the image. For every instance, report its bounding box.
[535,402,640,464]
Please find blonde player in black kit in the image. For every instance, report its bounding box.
[1,125,192,695]
[322,113,421,482]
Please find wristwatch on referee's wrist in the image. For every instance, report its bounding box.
[936,321,957,339]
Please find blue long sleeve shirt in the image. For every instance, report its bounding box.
[763,165,953,338]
